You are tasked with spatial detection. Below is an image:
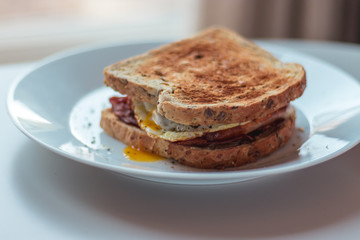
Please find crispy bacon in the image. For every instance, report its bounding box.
[175,118,285,147]
[109,96,139,127]
[176,133,254,147]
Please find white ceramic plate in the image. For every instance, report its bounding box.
[7,41,360,185]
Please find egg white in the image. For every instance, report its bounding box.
[133,101,294,142]
[134,101,242,142]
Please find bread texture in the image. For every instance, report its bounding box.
[104,27,306,126]
[100,108,296,169]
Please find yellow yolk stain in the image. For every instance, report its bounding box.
[143,110,162,131]
[123,146,164,162]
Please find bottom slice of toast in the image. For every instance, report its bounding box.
[100,108,295,169]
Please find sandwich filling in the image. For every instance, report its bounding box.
[109,96,294,144]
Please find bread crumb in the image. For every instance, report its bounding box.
[297,127,304,132]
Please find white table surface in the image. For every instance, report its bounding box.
[1,40,360,240]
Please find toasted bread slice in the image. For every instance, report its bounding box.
[104,27,306,126]
[100,108,296,169]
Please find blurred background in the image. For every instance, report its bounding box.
[1,0,359,64]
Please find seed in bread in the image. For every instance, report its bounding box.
[100,27,306,169]
[104,27,306,126]
[100,107,296,169]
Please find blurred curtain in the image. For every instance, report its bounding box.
[199,0,360,43]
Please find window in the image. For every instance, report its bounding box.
[0,0,201,63]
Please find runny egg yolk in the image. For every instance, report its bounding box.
[142,109,162,131]
[123,146,164,162]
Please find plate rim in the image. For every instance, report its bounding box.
[7,40,360,184]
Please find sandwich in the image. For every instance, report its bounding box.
[100,27,306,169]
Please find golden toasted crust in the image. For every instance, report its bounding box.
[100,108,296,169]
[104,27,306,125]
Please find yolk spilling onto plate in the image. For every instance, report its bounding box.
[123,146,164,162]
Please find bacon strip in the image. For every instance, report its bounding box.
[175,119,284,147]
[110,96,139,127]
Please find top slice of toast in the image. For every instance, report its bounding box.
[104,27,306,125]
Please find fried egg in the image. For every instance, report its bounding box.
[133,100,294,142]
[134,101,240,141]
